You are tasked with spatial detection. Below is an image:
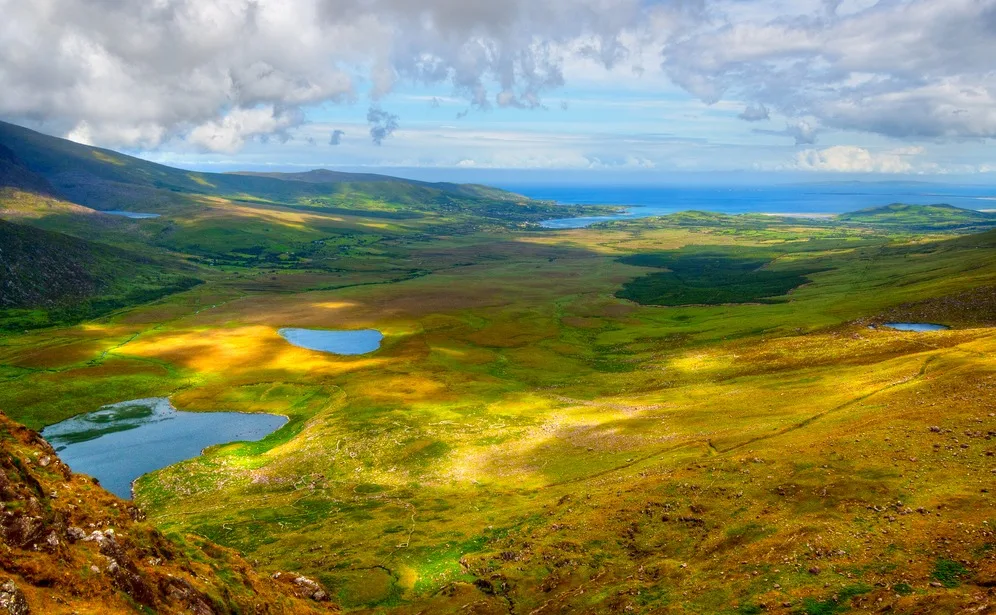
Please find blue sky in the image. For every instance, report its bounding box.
[3,0,996,183]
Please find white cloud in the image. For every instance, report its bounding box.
[187,107,302,153]
[738,103,770,122]
[0,0,696,149]
[662,0,996,140]
[5,0,996,161]
[794,145,926,173]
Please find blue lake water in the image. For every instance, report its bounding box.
[883,323,950,332]
[102,210,162,219]
[279,328,384,355]
[500,183,996,228]
[41,398,286,499]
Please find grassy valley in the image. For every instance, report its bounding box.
[1,123,994,614]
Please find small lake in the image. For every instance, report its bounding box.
[41,398,286,499]
[541,212,637,229]
[883,322,950,332]
[102,210,162,219]
[279,328,383,355]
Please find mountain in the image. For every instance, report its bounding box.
[0,411,336,614]
[0,121,544,214]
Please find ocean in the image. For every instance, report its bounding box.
[497,183,996,228]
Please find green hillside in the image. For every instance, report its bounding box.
[0,143,57,195]
[837,202,996,231]
[0,218,200,330]
[0,120,599,225]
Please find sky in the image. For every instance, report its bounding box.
[2,0,996,183]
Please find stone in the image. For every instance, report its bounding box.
[0,579,29,615]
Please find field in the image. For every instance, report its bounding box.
[1,123,995,613]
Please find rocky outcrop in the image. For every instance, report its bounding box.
[0,412,336,614]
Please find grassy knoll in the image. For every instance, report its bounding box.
[838,202,996,232]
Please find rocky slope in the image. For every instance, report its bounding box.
[0,412,336,614]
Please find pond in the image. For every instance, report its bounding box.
[279,328,384,355]
[882,322,950,332]
[41,398,286,499]
[102,210,162,219]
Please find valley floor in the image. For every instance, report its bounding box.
[3,214,995,613]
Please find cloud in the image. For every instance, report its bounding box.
[738,103,769,122]
[795,145,926,173]
[0,0,695,150]
[367,106,398,145]
[187,107,303,153]
[661,0,996,140]
[6,0,996,156]
[329,130,346,146]
[754,120,819,145]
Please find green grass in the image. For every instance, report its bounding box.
[616,246,826,306]
[796,585,872,615]
[932,559,970,588]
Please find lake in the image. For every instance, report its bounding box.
[883,323,950,332]
[279,328,383,355]
[102,210,162,219]
[41,398,286,499]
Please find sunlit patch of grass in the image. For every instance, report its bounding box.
[311,300,359,310]
[91,150,127,166]
[187,173,216,188]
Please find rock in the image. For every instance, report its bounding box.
[66,527,85,542]
[0,471,11,499]
[0,580,28,615]
[929,581,943,588]
[930,426,942,433]
[809,566,821,575]
[2,516,45,549]
[293,576,320,591]
[293,575,329,601]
